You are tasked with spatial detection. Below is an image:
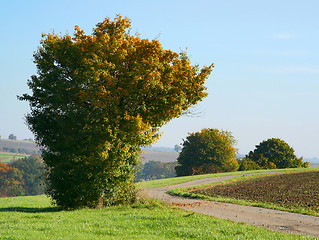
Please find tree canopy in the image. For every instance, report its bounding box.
[10,153,44,196]
[19,15,213,208]
[135,160,177,181]
[8,134,17,140]
[245,138,309,169]
[175,128,238,176]
[0,162,24,197]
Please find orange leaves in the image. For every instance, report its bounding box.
[67,15,213,131]
[0,162,23,197]
[0,162,12,174]
[73,25,85,41]
[0,163,8,173]
[93,15,131,40]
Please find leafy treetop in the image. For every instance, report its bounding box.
[246,138,308,169]
[175,128,238,176]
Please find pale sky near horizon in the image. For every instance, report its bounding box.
[1,0,319,158]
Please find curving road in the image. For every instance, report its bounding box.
[142,174,319,237]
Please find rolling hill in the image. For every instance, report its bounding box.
[0,139,178,163]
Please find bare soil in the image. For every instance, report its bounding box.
[143,173,319,237]
[192,171,319,213]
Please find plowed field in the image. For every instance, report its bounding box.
[191,171,319,213]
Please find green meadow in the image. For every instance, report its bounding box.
[0,169,318,239]
[0,152,28,163]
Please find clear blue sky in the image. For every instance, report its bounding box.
[1,0,319,158]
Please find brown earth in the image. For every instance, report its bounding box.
[143,173,319,238]
[192,171,319,213]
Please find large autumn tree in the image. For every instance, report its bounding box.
[19,15,213,208]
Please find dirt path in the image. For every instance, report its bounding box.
[142,174,319,238]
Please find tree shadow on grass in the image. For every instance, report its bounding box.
[0,207,63,213]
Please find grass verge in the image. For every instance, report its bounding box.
[0,195,315,239]
[139,167,319,188]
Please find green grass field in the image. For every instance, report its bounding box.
[0,195,315,240]
[0,152,28,163]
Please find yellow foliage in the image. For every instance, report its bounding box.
[20,15,213,208]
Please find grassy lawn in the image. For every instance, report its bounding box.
[0,195,315,240]
[0,152,28,163]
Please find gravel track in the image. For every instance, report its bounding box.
[142,174,319,237]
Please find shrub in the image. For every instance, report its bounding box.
[245,138,309,169]
[175,128,239,176]
[136,161,177,181]
[238,157,261,171]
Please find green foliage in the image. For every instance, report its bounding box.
[175,128,239,176]
[8,134,17,140]
[246,138,309,169]
[135,160,177,181]
[16,148,36,155]
[10,153,45,196]
[0,154,45,197]
[238,157,261,171]
[19,15,213,208]
[1,147,19,154]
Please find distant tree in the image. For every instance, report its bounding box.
[175,128,239,176]
[174,144,182,152]
[0,162,24,197]
[135,160,176,181]
[161,161,177,178]
[8,134,17,140]
[19,148,35,155]
[238,157,261,171]
[245,138,309,169]
[10,153,45,196]
[9,148,18,153]
[23,138,33,141]
[18,15,214,209]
